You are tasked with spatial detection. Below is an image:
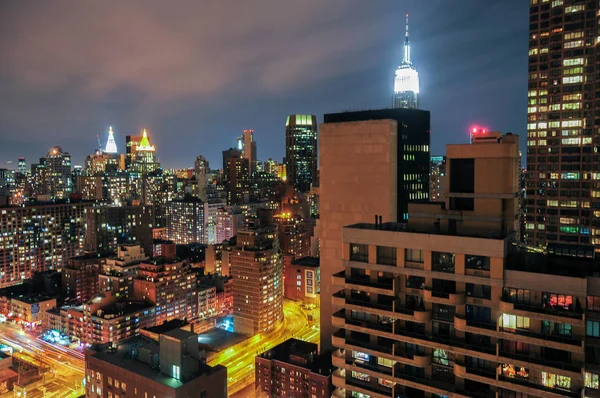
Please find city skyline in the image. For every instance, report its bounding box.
[0,1,528,169]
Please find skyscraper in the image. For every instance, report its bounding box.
[42,146,72,200]
[18,157,26,175]
[231,213,283,335]
[194,155,209,201]
[285,114,318,192]
[393,14,419,109]
[105,126,118,154]
[525,2,596,256]
[165,197,205,244]
[242,129,257,173]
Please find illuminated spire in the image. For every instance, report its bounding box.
[138,129,155,151]
[105,126,118,154]
[403,14,411,65]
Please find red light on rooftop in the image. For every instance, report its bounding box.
[472,128,477,133]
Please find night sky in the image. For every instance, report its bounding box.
[0,0,528,169]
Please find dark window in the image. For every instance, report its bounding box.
[450,158,474,193]
[466,284,491,300]
[432,252,455,273]
[465,254,490,271]
[406,276,425,289]
[376,246,396,266]
[350,243,368,262]
[588,296,600,311]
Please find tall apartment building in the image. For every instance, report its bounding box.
[85,204,155,255]
[165,197,205,244]
[39,146,72,200]
[526,1,598,256]
[231,215,283,335]
[133,258,198,325]
[242,129,257,173]
[225,156,250,205]
[329,132,600,397]
[285,114,318,193]
[62,253,109,304]
[319,108,430,351]
[0,201,92,288]
[85,328,227,398]
[256,339,333,398]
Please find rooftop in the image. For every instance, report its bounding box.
[258,338,333,376]
[346,221,509,240]
[162,328,197,342]
[89,336,223,389]
[10,294,56,305]
[143,319,188,336]
[292,257,320,268]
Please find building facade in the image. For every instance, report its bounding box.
[0,201,92,288]
[165,197,205,245]
[525,1,598,256]
[133,259,198,325]
[285,114,318,193]
[429,156,447,202]
[231,220,284,335]
[283,256,320,305]
[256,339,333,398]
[62,253,108,304]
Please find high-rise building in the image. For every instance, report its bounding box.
[105,126,118,154]
[319,108,430,351]
[225,156,250,205]
[133,258,198,326]
[125,134,142,169]
[130,129,159,174]
[274,213,311,260]
[231,214,283,335]
[526,2,597,255]
[18,157,26,175]
[430,155,447,202]
[194,155,209,201]
[393,14,419,109]
[331,132,531,398]
[85,328,227,398]
[222,147,242,171]
[242,129,257,173]
[165,196,205,244]
[256,339,333,398]
[323,108,430,221]
[84,204,155,255]
[285,114,318,192]
[0,201,92,288]
[41,146,72,200]
[204,201,226,245]
[98,243,148,299]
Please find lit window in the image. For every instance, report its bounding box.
[586,372,599,389]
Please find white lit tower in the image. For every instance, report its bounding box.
[393,14,419,109]
[105,126,118,154]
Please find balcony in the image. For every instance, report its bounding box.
[454,362,498,386]
[423,288,465,306]
[454,315,499,338]
[332,291,345,307]
[394,305,432,323]
[346,358,392,378]
[404,260,424,270]
[497,346,582,378]
[345,317,394,339]
[500,296,584,325]
[345,274,394,294]
[392,371,470,398]
[332,368,346,389]
[393,350,431,367]
[346,378,392,398]
[332,271,345,287]
[332,309,346,329]
[345,296,395,317]
[332,349,345,368]
[496,375,580,398]
[332,329,346,348]
[332,387,346,398]
[498,326,584,353]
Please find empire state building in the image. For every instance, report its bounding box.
[393,14,419,109]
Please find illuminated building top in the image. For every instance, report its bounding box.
[105,126,118,154]
[138,129,155,152]
[393,14,419,109]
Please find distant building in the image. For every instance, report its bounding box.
[255,339,333,398]
[82,292,155,345]
[9,295,57,327]
[133,258,198,325]
[85,328,227,398]
[84,204,155,255]
[98,243,148,300]
[38,146,72,200]
[283,256,319,306]
[231,215,283,335]
[242,129,257,173]
[0,201,92,288]
[194,155,209,202]
[274,213,311,260]
[393,14,419,109]
[429,155,446,202]
[285,114,318,192]
[222,147,241,171]
[62,253,109,304]
[197,285,217,320]
[165,197,205,244]
[225,156,250,205]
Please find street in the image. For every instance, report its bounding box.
[208,300,320,396]
[0,323,84,398]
